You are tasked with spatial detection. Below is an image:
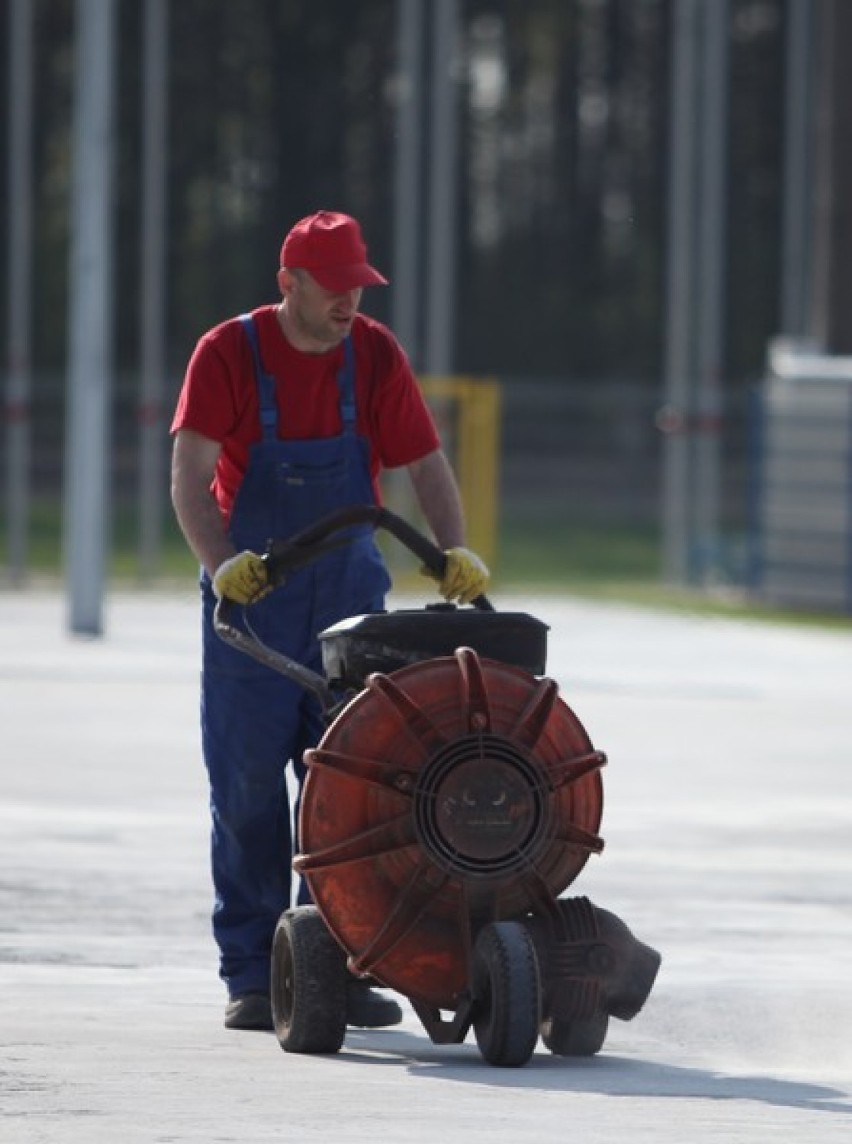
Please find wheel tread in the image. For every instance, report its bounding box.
[472,920,541,1067]
[271,906,348,1054]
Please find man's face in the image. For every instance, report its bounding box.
[279,269,363,352]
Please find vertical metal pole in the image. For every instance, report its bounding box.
[662,0,700,585]
[809,0,835,348]
[392,0,426,368]
[846,388,852,615]
[692,0,729,581]
[780,0,816,338]
[424,0,460,376]
[4,0,34,586]
[745,384,765,593]
[138,0,168,579]
[64,0,117,635]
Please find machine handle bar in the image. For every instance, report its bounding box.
[212,506,493,712]
[264,504,494,611]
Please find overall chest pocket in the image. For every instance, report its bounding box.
[275,456,348,489]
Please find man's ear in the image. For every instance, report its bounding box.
[277,267,296,297]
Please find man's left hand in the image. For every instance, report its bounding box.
[422,546,490,605]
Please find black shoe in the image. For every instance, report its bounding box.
[224,992,273,1031]
[346,980,403,1028]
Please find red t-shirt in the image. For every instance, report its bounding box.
[171,305,440,520]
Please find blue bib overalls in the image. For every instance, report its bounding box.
[200,315,391,997]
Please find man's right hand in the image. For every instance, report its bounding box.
[212,551,272,604]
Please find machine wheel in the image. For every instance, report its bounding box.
[472,921,541,1067]
[271,906,348,1054]
[541,1010,609,1057]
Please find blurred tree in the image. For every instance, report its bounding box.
[812,0,852,354]
[726,0,785,380]
[0,0,790,390]
[458,0,669,378]
[166,0,398,373]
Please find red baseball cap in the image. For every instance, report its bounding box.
[279,211,388,292]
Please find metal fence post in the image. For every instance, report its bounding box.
[4,0,34,586]
[64,0,117,635]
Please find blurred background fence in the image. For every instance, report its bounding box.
[9,366,757,592]
[747,341,852,612]
[3,0,852,620]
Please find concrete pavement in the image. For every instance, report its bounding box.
[1,588,850,1142]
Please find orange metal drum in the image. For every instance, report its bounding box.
[295,648,605,1011]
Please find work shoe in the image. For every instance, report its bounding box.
[224,992,273,1031]
[346,979,403,1028]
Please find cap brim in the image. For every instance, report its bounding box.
[308,264,389,292]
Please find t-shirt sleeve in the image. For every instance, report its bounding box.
[170,324,248,442]
[366,328,440,469]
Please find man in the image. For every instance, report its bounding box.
[170,210,489,1032]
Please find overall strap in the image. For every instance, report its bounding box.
[336,336,356,434]
[238,314,278,441]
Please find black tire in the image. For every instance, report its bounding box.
[540,1010,609,1057]
[472,921,541,1067]
[271,906,348,1054]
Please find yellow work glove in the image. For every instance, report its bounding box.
[212,551,272,605]
[422,546,490,605]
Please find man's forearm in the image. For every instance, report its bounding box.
[171,481,235,578]
[406,449,467,549]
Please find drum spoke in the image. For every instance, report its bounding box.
[454,647,493,732]
[348,861,450,975]
[294,813,417,873]
[509,678,560,749]
[305,746,417,796]
[367,673,447,755]
[548,750,607,791]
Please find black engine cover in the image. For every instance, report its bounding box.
[319,605,549,690]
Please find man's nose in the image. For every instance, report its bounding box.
[335,287,362,305]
